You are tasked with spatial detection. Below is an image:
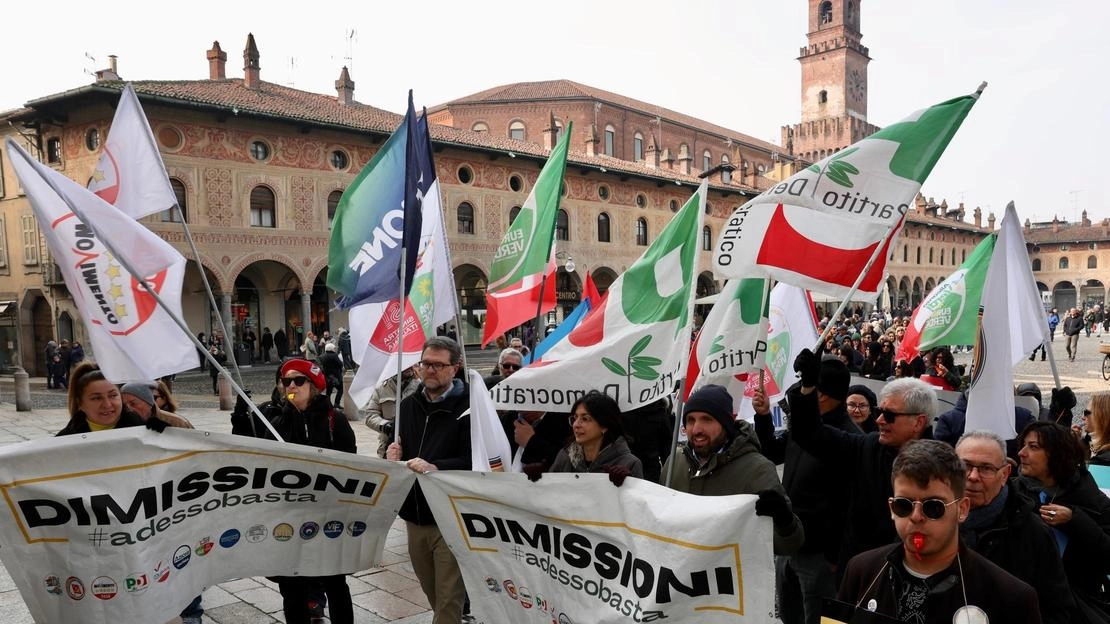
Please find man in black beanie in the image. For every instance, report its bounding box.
[753,356,857,624]
[664,384,805,556]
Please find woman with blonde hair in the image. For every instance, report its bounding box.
[1086,392,1110,466]
[58,361,146,434]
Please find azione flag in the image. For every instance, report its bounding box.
[966,203,1048,438]
[87,84,178,219]
[492,181,706,412]
[714,86,983,298]
[328,93,422,308]
[896,234,997,362]
[347,115,455,407]
[6,140,197,382]
[481,122,572,347]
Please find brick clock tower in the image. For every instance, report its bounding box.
[782,0,880,162]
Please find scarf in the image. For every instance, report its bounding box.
[959,484,1009,548]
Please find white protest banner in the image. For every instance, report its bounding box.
[0,428,415,624]
[420,471,775,623]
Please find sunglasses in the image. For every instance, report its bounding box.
[875,408,919,421]
[281,377,310,387]
[888,497,961,520]
[1084,409,1092,417]
[500,362,521,371]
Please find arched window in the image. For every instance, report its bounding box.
[819,1,833,24]
[161,178,188,223]
[1089,255,1098,269]
[509,121,525,141]
[939,249,945,266]
[702,226,712,251]
[818,90,828,104]
[249,186,276,228]
[902,245,908,263]
[1059,257,1069,270]
[457,202,474,234]
[721,154,731,184]
[929,248,934,264]
[962,249,966,262]
[635,218,648,246]
[633,133,643,162]
[556,209,570,241]
[327,190,343,229]
[471,122,489,133]
[604,125,616,156]
[597,213,611,242]
[702,150,712,172]
[509,206,521,225]
[1032,259,1042,272]
[554,120,564,143]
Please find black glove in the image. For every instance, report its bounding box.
[793,348,821,388]
[1050,386,1077,411]
[381,421,394,439]
[605,465,632,487]
[233,390,253,418]
[522,462,545,483]
[145,416,168,433]
[755,489,793,528]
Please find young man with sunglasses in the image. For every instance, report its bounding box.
[954,431,1075,624]
[788,350,936,573]
[839,439,1041,623]
[386,337,471,624]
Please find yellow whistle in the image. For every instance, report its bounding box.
[287,393,296,401]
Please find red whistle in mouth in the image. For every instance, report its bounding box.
[911,533,925,560]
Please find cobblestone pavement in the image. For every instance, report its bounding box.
[0,340,1102,622]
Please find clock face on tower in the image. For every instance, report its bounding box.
[848,69,865,104]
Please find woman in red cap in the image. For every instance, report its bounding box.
[230,358,357,623]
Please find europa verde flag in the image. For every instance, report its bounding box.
[327,93,420,308]
[481,122,573,347]
[896,234,996,362]
[714,86,983,298]
[490,181,706,412]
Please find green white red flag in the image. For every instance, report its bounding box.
[896,234,996,362]
[686,278,770,396]
[491,181,707,412]
[714,87,983,298]
[481,123,572,347]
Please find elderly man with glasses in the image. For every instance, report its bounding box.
[484,347,523,389]
[788,350,937,574]
[838,439,1041,623]
[386,337,471,624]
[955,431,1075,624]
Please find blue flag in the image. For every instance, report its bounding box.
[524,299,591,365]
[328,92,422,308]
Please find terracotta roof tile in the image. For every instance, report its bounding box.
[440,79,784,154]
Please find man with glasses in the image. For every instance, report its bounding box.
[839,439,1041,623]
[753,356,856,624]
[789,350,936,574]
[386,337,471,624]
[955,431,1074,624]
[484,347,523,389]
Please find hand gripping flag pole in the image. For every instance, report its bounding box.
[11,145,285,442]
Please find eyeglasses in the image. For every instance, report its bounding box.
[888,497,962,520]
[281,376,309,387]
[964,462,1005,478]
[500,362,521,371]
[875,408,920,421]
[1083,409,1092,417]
[418,361,454,372]
[846,402,870,411]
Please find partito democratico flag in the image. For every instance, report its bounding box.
[418,471,774,624]
[491,181,705,412]
[686,278,770,396]
[6,139,197,382]
[896,234,997,363]
[714,87,983,298]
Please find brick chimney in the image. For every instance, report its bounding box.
[542,112,558,151]
[207,41,227,80]
[988,212,996,230]
[1082,209,1091,227]
[659,147,674,171]
[95,55,120,81]
[974,206,982,228]
[585,124,598,157]
[677,143,691,176]
[243,33,260,89]
[642,134,659,170]
[335,66,355,105]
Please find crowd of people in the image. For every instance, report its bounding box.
[46,316,1110,623]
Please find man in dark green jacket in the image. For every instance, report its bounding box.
[664,384,804,555]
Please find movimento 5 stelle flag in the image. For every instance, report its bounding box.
[714,87,983,298]
[418,471,774,623]
[491,181,706,412]
[0,428,416,624]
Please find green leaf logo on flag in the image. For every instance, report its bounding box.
[602,335,663,399]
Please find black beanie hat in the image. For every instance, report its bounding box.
[818,356,851,401]
[846,384,877,409]
[684,384,737,437]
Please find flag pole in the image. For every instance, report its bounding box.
[394,244,408,448]
[431,178,468,372]
[812,219,903,351]
[532,272,550,354]
[19,149,284,441]
[126,82,247,390]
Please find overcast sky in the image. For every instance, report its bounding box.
[3,0,1104,225]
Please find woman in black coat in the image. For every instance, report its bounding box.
[1018,422,1110,623]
